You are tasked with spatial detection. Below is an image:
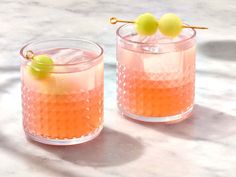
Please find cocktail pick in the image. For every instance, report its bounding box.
[25,50,34,60]
[110,17,208,29]
[110,13,208,37]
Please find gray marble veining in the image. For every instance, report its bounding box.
[0,0,235,177]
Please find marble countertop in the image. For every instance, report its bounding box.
[0,0,236,176]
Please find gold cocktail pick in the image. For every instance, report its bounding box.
[25,50,34,60]
[110,17,208,30]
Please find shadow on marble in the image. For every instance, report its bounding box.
[105,63,116,69]
[0,66,19,73]
[0,133,89,177]
[31,127,144,167]
[0,66,19,93]
[196,69,236,80]
[0,77,19,93]
[198,40,236,61]
[128,105,236,142]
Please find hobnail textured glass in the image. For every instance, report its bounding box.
[116,25,196,123]
[22,86,103,139]
[117,64,194,117]
[20,39,104,145]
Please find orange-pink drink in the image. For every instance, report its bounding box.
[117,25,196,122]
[20,39,103,145]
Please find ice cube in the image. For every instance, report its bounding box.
[51,48,84,64]
[127,34,146,43]
[68,66,96,91]
[142,45,160,53]
[118,46,144,71]
[143,52,183,74]
[38,66,96,94]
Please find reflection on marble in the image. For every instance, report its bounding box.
[0,0,235,177]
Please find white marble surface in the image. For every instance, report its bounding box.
[0,0,236,176]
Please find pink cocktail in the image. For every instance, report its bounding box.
[117,25,196,123]
[20,39,103,145]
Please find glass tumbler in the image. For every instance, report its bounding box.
[117,25,196,123]
[20,38,104,145]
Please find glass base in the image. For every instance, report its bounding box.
[119,106,193,123]
[25,125,103,145]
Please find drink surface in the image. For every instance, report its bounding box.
[22,48,103,139]
[117,33,195,117]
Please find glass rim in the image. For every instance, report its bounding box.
[116,24,196,45]
[20,38,103,66]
